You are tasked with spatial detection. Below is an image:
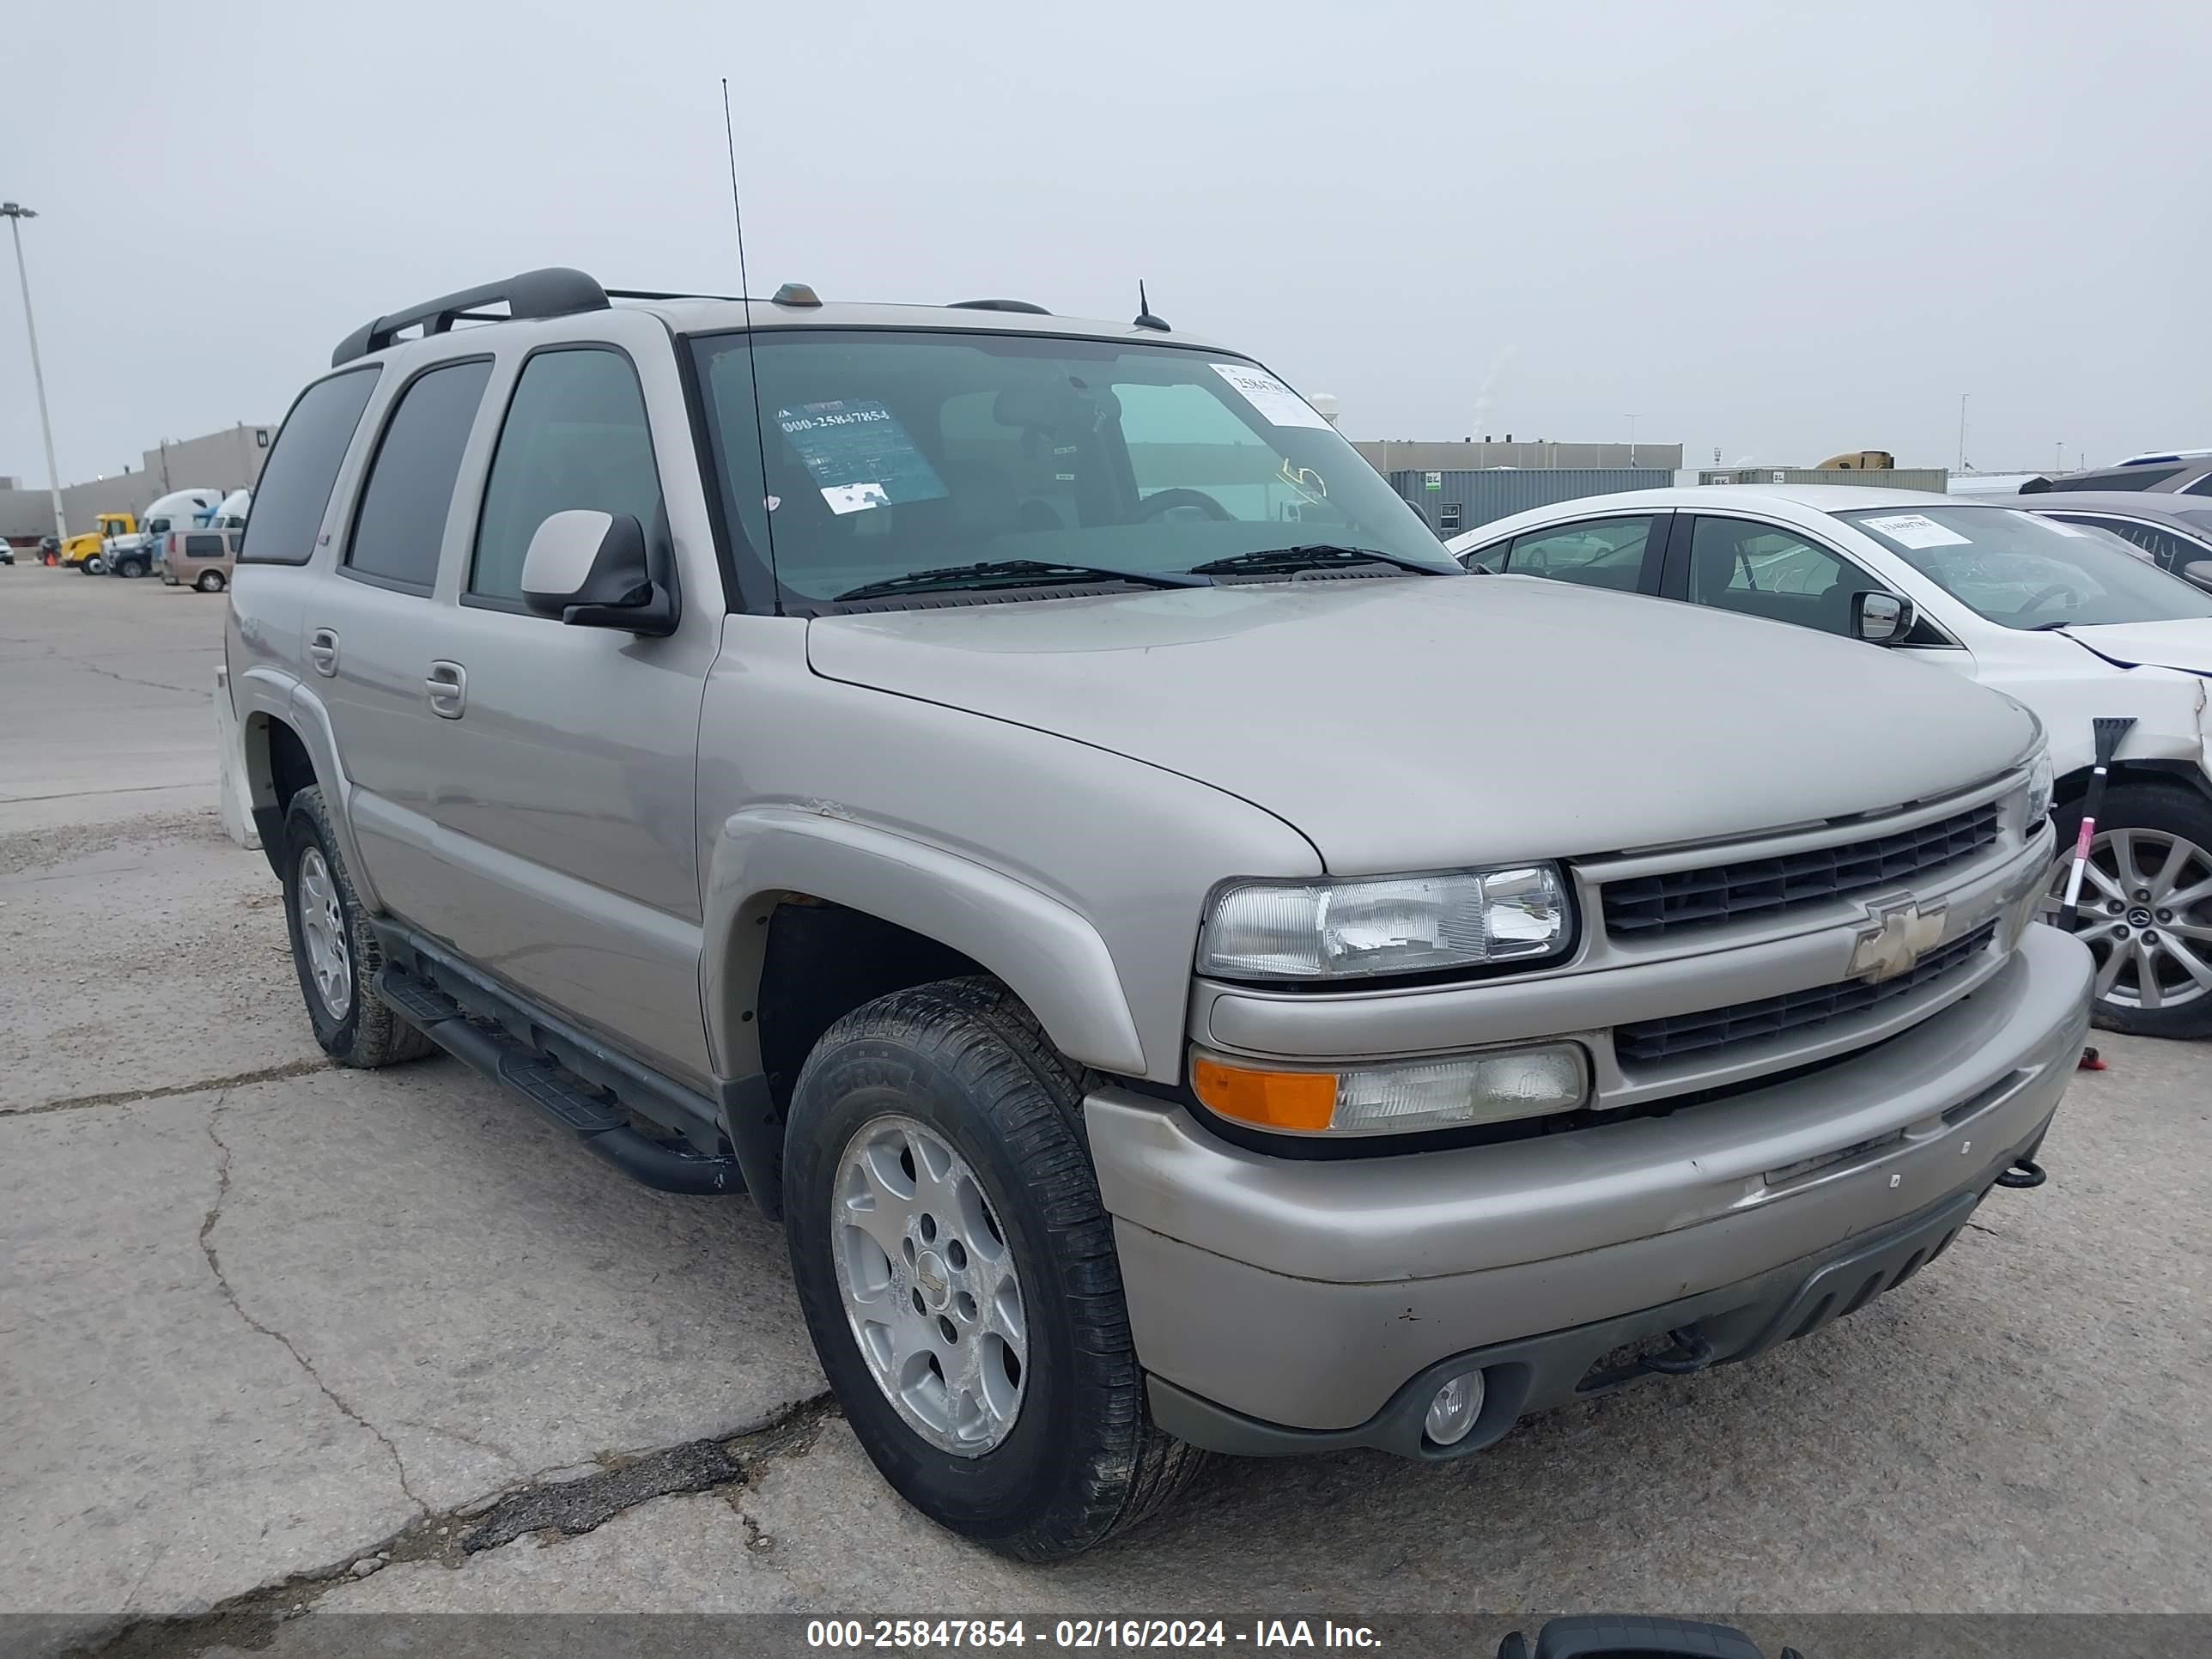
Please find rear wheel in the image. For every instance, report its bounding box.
[2048,782,2212,1038]
[782,977,1204,1559]
[196,570,226,592]
[281,787,435,1067]
[117,557,145,579]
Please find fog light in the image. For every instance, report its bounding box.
[1424,1370,1485,1447]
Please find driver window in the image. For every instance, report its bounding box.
[1686,517,1864,636]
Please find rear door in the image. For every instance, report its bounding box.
[411,328,722,1083]
[308,355,496,925]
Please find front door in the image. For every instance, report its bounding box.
[413,340,720,1084]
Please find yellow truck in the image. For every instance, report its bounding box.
[59,512,137,573]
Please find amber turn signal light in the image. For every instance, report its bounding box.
[1190,1054,1337,1132]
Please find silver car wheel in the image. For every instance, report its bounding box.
[830,1113,1027,1456]
[296,847,354,1020]
[2047,826,2212,1012]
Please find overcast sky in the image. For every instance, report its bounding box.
[4,1,2205,488]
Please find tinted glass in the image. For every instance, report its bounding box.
[1686,518,1871,635]
[471,349,662,605]
[346,359,494,589]
[1498,516,1656,592]
[239,368,380,565]
[1844,506,2212,628]
[692,331,1452,605]
[2053,514,2203,570]
[185,534,224,556]
[2040,466,2181,493]
[2184,474,2212,498]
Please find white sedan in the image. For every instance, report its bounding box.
[1449,484,2212,1038]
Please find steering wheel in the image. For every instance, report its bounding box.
[2024,581,2085,614]
[1132,488,1232,523]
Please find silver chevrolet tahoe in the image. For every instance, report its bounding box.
[228,267,2093,1560]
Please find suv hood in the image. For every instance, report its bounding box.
[2056,619,2212,676]
[806,577,2037,872]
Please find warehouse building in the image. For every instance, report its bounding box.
[1388,467,1677,536]
[1,422,275,545]
[1357,437,1685,475]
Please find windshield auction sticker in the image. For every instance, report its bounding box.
[1860,513,1973,549]
[776,400,948,516]
[1209,362,1334,430]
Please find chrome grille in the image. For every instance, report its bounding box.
[1613,922,1998,1066]
[1602,803,2001,939]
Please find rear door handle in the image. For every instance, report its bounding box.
[425,660,467,720]
[307,628,340,677]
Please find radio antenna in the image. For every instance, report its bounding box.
[722,77,779,604]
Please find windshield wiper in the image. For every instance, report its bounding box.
[1188,544,1446,578]
[833,559,1206,603]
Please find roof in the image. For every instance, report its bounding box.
[631,295,1229,353]
[330,265,1231,366]
[1985,490,2212,523]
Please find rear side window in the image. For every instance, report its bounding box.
[1492,515,1659,592]
[184,534,224,556]
[239,368,380,565]
[469,349,661,606]
[346,358,495,591]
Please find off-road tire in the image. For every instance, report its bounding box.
[2053,781,2212,1039]
[783,976,1206,1560]
[281,786,435,1067]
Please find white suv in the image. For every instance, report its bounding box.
[1452,484,2212,1037]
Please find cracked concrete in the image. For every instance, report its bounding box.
[3,563,2210,1656]
[197,1101,433,1516]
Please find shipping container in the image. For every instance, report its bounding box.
[1387,468,1674,536]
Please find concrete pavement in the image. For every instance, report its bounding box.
[2,563,2207,1657]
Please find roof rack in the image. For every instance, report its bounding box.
[950,298,1052,315]
[331,267,611,367]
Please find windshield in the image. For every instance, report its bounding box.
[690,329,1455,605]
[1842,506,2212,629]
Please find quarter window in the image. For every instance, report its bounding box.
[346,359,495,590]
[239,368,380,565]
[471,349,662,606]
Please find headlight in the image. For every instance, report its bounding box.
[1193,1043,1591,1136]
[2024,746,2055,826]
[1199,866,1571,981]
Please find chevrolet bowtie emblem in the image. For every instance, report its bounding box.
[1849,898,1948,982]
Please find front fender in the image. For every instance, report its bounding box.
[701,806,1146,1079]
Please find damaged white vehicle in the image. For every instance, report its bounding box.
[1451,487,2212,1036]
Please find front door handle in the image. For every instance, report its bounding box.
[426,660,467,720]
[307,628,339,677]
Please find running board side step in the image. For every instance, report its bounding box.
[375,966,744,1196]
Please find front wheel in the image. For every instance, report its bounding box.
[2047,782,2212,1038]
[782,978,1204,1559]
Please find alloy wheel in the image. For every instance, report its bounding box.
[296,847,353,1019]
[2046,826,2212,1011]
[830,1113,1027,1455]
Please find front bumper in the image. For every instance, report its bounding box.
[1089,921,2091,1445]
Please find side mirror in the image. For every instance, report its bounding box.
[2183,560,2212,592]
[1850,589,1915,644]
[520,509,678,636]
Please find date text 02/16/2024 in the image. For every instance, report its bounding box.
[804,1621,1382,1650]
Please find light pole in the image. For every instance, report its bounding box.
[3,202,67,545]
